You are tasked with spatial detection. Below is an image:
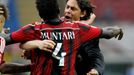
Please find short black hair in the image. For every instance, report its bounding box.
[0,3,8,20]
[66,0,95,20]
[36,0,60,20]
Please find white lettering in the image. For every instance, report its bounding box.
[41,31,75,40]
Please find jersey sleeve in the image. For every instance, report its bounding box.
[11,24,37,43]
[78,23,102,42]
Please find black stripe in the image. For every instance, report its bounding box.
[67,29,73,75]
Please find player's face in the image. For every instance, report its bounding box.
[64,0,85,21]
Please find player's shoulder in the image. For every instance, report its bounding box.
[73,21,89,26]
[62,21,75,27]
[22,22,41,28]
[19,22,41,32]
[72,21,92,30]
[63,21,90,29]
[75,21,100,29]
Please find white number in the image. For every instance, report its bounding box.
[52,43,66,66]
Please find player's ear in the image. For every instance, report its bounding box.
[80,10,86,18]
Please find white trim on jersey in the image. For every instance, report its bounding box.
[0,36,5,53]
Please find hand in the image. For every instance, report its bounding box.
[21,50,31,59]
[3,28,10,34]
[102,26,123,40]
[90,13,96,20]
[20,40,56,53]
[38,40,56,52]
[114,28,123,40]
[108,26,123,40]
[80,13,96,25]
[87,69,99,75]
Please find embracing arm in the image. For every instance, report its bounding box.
[20,40,56,52]
[76,39,104,75]
[88,50,105,75]
[85,40,105,75]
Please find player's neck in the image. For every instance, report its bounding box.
[43,18,63,25]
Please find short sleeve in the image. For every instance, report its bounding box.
[11,24,37,43]
[79,23,102,42]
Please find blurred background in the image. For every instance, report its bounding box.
[0,0,134,75]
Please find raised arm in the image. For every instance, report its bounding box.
[80,13,96,25]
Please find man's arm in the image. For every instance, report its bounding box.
[79,14,123,40]
[0,63,31,74]
[20,40,56,52]
[87,50,105,75]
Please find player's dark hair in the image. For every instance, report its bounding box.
[66,0,95,20]
[36,0,60,20]
[0,3,9,20]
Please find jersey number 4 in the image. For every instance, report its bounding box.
[52,43,66,66]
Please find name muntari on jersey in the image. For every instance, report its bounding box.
[41,31,75,40]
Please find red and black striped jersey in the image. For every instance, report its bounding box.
[11,21,101,75]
